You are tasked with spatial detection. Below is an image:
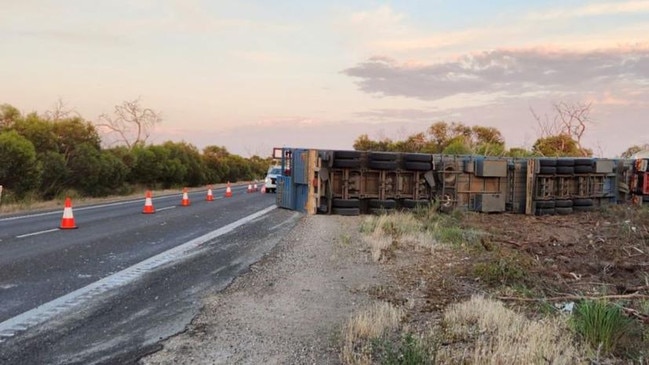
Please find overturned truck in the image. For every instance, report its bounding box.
[273,148,647,216]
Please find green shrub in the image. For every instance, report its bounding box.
[572,300,636,356]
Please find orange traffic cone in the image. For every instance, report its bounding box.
[247,184,253,193]
[181,188,191,206]
[253,183,258,192]
[260,185,266,194]
[142,190,155,214]
[224,182,233,198]
[206,185,214,201]
[60,197,78,229]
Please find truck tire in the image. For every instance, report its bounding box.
[334,151,361,159]
[369,152,398,161]
[403,161,431,171]
[556,159,574,167]
[556,166,574,174]
[333,159,361,169]
[574,158,594,166]
[332,198,360,208]
[368,160,398,170]
[535,200,556,209]
[539,159,557,167]
[555,199,573,208]
[539,166,557,175]
[403,153,432,162]
[574,165,593,174]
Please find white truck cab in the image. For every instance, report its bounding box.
[264,165,282,193]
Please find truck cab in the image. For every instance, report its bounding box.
[264,165,282,193]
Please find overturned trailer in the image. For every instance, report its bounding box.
[273,148,645,216]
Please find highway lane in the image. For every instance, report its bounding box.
[0,204,300,364]
[0,185,249,238]
[0,184,267,322]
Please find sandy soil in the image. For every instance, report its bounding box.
[140,214,386,364]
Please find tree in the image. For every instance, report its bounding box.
[129,146,163,185]
[222,155,254,182]
[353,134,392,151]
[96,98,161,149]
[96,150,129,196]
[353,121,506,155]
[530,101,593,157]
[427,122,505,154]
[0,131,42,196]
[506,147,535,158]
[52,117,101,160]
[162,141,205,186]
[443,139,472,155]
[532,134,586,157]
[66,142,103,195]
[11,113,57,154]
[1,104,21,130]
[621,144,649,158]
[38,151,69,199]
[427,122,450,151]
[203,146,231,183]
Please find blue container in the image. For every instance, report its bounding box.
[276,176,295,210]
[294,184,309,213]
[292,149,309,185]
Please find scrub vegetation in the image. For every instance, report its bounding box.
[0,102,271,206]
[344,205,649,364]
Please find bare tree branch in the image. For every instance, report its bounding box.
[43,98,80,121]
[529,106,559,138]
[95,98,161,149]
[554,101,593,156]
[530,101,595,156]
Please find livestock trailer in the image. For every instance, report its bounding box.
[273,148,642,216]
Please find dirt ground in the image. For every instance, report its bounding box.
[463,207,649,297]
[140,205,649,364]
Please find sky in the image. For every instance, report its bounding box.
[1,0,649,157]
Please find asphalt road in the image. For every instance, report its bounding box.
[0,185,301,364]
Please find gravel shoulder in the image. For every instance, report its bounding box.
[140,214,383,364]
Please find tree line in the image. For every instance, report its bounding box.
[0,102,271,202]
[354,103,647,158]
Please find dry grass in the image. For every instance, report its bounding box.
[440,295,587,364]
[361,212,437,262]
[341,302,404,365]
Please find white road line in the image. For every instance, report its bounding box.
[16,229,60,239]
[0,204,277,341]
[155,206,176,212]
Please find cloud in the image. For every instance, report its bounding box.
[336,2,649,58]
[348,5,406,33]
[343,46,649,101]
[529,0,649,20]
